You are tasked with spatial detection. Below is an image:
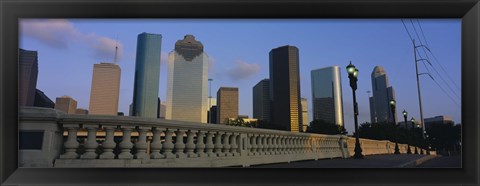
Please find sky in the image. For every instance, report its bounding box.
[19,19,461,134]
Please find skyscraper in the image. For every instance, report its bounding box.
[370,66,397,124]
[55,96,77,114]
[89,63,121,115]
[166,35,209,123]
[252,79,270,122]
[19,49,38,107]
[301,98,308,132]
[217,87,239,124]
[269,45,302,132]
[310,66,344,126]
[132,32,162,118]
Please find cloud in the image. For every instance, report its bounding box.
[20,19,78,49]
[20,19,124,62]
[226,60,260,81]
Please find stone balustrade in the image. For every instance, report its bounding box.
[19,107,349,167]
[19,107,435,168]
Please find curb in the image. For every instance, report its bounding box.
[396,155,438,168]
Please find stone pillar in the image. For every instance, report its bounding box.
[135,127,149,159]
[150,127,164,159]
[195,130,207,158]
[205,131,215,157]
[222,132,232,157]
[174,129,186,158]
[118,126,134,159]
[185,130,197,158]
[163,128,175,159]
[80,125,99,159]
[60,124,80,159]
[214,131,224,157]
[100,125,117,159]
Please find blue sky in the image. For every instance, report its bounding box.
[19,19,461,133]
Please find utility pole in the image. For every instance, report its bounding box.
[413,39,427,139]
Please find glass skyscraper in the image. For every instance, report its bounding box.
[166,35,209,123]
[252,79,270,122]
[310,66,344,127]
[132,32,162,118]
[269,45,302,132]
[370,66,397,124]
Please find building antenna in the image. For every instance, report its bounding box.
[114,35,119,64]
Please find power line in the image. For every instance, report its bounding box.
[401,19,414,41]
[415,19,461,91]
[410,20,461,100]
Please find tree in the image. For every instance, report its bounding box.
[306,119,346,135]
[426,123,461,155]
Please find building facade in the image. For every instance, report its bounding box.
[269,45,302,132]
[301,98,308,132]
[75,108,89,115]
[55,96,77,114]
[166,35,209,123]
[252,79,270,122]
[424,115,454,128]
[310,66,344,127]
[19,49,38,107]
[132,32,162,118]
[89,63,121,115]
[370,66,397,124]
[217,87,239,124]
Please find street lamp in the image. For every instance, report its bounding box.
[346,61,363,159]
[389,99,400,154]
[403,110,412,154]
[411,117,418,154]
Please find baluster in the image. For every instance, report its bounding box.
[100,125,116,159]
[185,130,197,158]
[294,136,299,153]
[80,124,99,159]
[135,127,149,159]
[196,130,207,158]
[230,133,239,156]
[214,131,224,157]
[266,135,272,155]
[257,134,264,155]
[150,127,164,159]
[281,136,286,154]
[222,132,232,157]
[205,131,215,157]
[250,134,257,156]
[162,128,175,159]
[60,124,80,159]
[272,135,278,155]
[174,129,186,158]
[118,126,134,159]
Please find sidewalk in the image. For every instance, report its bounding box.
[252,154,436,168]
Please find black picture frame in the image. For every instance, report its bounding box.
[1,0,478,185]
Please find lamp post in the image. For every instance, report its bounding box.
[346,61,363,159]
[403,110,412,154]
[389,99,400,154]
[411,117,418,154]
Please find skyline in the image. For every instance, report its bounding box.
[19,19,461,133]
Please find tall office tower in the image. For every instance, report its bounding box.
[370,66,397,124]
[166,35,209,123]
[132,32,162,118]
[310,66,345,126]
[252,79,271,122]
[209,106,218,124]
[207,97,216,123]
[217,87,239,124]
[269,45,302,132]
[55,96,77,114]
[89,63,121,115]
[301,98,308,132]
[19,49,38,106]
